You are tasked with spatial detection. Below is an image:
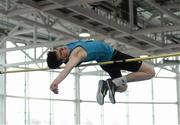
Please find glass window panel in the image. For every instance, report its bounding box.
[6,41,16,48]
[53,101,74,125]
[24,48,34,61]
[153,78,177,102]
[111,91,129,103]
[6,50,25,63]
[104,103,128,125]
[80,76,100,100]
[6,73,25,96]
[128,104,153,125]
[155,67,176,77]
[126,80,152,102]
[34,47,46,58]
[22,47,48,61]
[52,74,75,100]
[28,72,51,98]
[29,100,50,125]
[42,47,48,59]
[81,102,101,125]
[154,104,178,125]
[6,97,25,125]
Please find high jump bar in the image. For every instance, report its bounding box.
[0,52,180,74]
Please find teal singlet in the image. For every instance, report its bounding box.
[66,40,114,64]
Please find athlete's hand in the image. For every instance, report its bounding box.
[50,82,59,94]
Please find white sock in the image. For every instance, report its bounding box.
[112,76,127,87]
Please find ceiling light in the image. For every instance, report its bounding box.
[79,32,91,38]
[140,55,149,58]
[79,29,91,38]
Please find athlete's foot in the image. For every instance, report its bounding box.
[96,80,108,105]
[106,79,117,104]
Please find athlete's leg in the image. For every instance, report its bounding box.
[98,64,122,104]
[113,62,155,87]
[126,62,155,82]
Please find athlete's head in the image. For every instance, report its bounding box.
[47,46,69,69]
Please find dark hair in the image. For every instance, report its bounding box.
[47,51,62,69]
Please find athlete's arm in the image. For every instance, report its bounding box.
[50,47,87,94]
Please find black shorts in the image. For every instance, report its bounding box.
[100,50,142,79]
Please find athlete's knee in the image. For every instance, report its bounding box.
[139,63,155,79]
[147,67,155,78]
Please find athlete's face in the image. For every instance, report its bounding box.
[54,47,68,62]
